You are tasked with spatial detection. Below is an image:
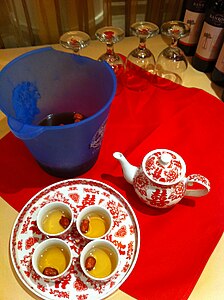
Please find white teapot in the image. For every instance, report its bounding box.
[113,149,210,208]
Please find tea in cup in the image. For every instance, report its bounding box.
[32,238,72,281]
[37,202,74,238]
[80,239,119,281]
[76,205,112,240]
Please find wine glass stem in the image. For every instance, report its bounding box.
[71,40,82,55]
[171,37,178,48]
[139,37,147,49]
[106,42,115,55]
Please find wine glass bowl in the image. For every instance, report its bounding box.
[59,31,90,54]
[95,26,125,75]
[156,21,190,84]
[125,21,159,91]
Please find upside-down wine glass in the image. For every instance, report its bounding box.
[59,31,90,55]
[156,21,190,85]
[125,21,159,91]
[95,26,125,77]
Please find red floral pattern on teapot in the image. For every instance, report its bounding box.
[113,149,210,208]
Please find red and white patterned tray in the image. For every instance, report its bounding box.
[10,178,140,300]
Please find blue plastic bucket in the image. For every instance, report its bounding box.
[0,47,116,177]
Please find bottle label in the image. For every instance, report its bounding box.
[179,10,205,46]
[195,22,224,61]
[187,0,206,13]
[206,11,224,28]
[215,43,224,72]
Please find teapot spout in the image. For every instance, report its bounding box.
[113,152,138,184]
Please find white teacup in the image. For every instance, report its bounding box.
[37,201,74,239]
[32,238,72,281]
[76,205,112,240]
[80,239,120,281]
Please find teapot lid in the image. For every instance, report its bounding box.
[142,149,186,185]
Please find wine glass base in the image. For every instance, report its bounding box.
[59,31,90,54]
[161,21,190,40]
[131,22,159,38]
[95,26,125,44]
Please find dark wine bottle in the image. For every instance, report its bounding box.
[178,0,207,56]
[192,0,224,72]
[211,42,224,86]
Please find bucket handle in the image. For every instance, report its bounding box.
[8,116,45,140]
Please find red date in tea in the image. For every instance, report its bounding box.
[80,218,89,233]
[74,112,85,123]
[43,267,59,276]
[85,256,96,271]
[59,216,71,229]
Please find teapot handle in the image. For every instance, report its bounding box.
[185,174,210,197]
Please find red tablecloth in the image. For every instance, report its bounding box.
[1,75,224,300]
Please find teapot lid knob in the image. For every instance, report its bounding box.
[160,153,172,165]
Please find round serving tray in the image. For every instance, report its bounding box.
[10,178,140,300]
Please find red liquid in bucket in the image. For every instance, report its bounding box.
[38,112,86,126]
